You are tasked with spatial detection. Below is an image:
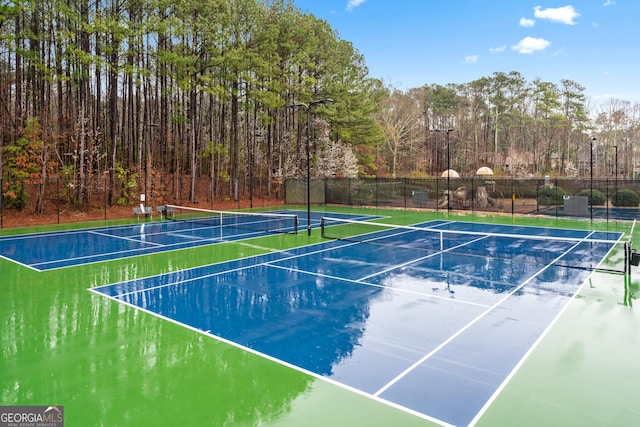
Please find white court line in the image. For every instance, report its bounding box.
[32,222,282,269]
[0,254,41,272]
[163,232,209,241]
[42,229,298,272]
[265,262,493,309]
[31,236,220,269]
[105,239,363,298]
[88,226,621,427]
[0,219,193,241]
[87,276,456,427]
[356,234,489,282]
[88,230,165,246]
[96,233,423,299]
[8,218,288,270]
[101,228,493,316]
[467,231,624,426]
[372,231,599,398]
[89,236,355,296]
[98,217,593,308]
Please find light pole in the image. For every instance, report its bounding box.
[146,123,159,205]
[286,98,334,235]
[613,145,618,192]
[590,136,596,221]
[434,128,455,212]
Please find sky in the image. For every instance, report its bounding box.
[292,0,640,103]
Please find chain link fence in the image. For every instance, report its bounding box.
[4,175,638,228]
[286,177,640,221]
[1,175,284,228]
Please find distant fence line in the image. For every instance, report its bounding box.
[285,177,640,221]
[0,175,282,228]
[3,176,639,229]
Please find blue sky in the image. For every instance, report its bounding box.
[292,1,640,102]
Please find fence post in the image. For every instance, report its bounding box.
[511,176,515,216]
[347,178,354,206]
[554,177,558,219]
[404,178,407,210]
[605,178,609,222]
[104,176,108,221]
[0,177,3,229]
[324,177,328,207]
[375,177,378,208]
[435,176,440,213]
[54,177,59,224]
[471,176,475,214]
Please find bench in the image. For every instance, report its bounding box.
[133,204,153,218]
[156,205,176,219]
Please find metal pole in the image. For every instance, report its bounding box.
[434,128,455,213]
[147,123,159,206]
[250,133,254,209]
[306,106,311,235]
[285,99,334,236]
[591,136,596,221]
[57,177,60,224]
[447,131,450,213]
[614,145,618,193]
[104,176,107,221]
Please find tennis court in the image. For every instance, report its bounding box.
[0,208,373,271]
[90,217,625,426]
[2,207,638,427]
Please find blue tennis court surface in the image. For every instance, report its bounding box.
[0,210,374,271]
[91,220,623,426]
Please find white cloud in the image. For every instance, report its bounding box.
[489,45,506,53]
[534,5,580,25]
[603,0,615,6]
[465,55,479,64]
[519,17,536,27]
[512,37,551,54]
[346,0,367,11]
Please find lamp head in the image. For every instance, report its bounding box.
[310,98,334,107]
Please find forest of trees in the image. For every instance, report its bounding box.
[1,0,639,212]
[380,75,640,181]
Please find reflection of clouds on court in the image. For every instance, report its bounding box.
[328,284,483,392]
[379,272,509,307]
[115,264,377,378]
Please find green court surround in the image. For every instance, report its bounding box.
[1,207,638,426]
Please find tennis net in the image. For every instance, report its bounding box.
[320,216,628,273]
[165,205,298,235]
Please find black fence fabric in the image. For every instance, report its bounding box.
[286,177,640,221]
[4,175,638,228]
[0,175,281,228]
